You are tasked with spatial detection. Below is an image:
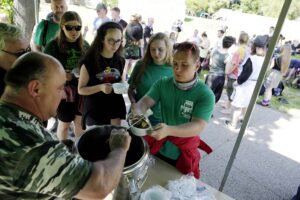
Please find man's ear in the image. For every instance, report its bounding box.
[27,80,42,97]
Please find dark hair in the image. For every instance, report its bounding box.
[173,41,200,61]
[201,32,207,37]
[222,36,236,49]
[58,11,84,54]
[80,22,123,68]
[5,52,48,90]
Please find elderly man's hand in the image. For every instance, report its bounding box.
[109,129,131,152]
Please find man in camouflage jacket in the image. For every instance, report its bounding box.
[0,52,131,199]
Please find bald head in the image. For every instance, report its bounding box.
[3,52,66,121]
[51,0,67,22]
[5,52,64,91]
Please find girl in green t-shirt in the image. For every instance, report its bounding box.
[128,32,173,125]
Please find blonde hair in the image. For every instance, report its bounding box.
[279,44,292,75]
[239,32,249,45]
[0,23,24,50]
[131,32,173,87]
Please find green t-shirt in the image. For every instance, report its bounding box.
[33,19,60,50]
[0,101,92,199]
[147,77,215,160]
[128,61,173,125]
[44,39,90,71]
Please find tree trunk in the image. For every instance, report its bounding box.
[13,0,37,40]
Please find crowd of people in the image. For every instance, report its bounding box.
[1,0,300,198]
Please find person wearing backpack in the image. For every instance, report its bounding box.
[31,0,67,52]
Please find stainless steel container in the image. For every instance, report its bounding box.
[76,125,151,200]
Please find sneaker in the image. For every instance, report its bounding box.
[257,101,269,107]
[224,120,238,131]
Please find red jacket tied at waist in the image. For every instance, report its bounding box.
[144,135,212,179]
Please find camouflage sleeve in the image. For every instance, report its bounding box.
[12,141,92,199]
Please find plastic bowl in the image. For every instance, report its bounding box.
[130,125,151,137]
[112,82,129,94]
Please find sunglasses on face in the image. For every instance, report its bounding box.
[107,38,122,46]
[0,46,31,57]
[64,25,82,31]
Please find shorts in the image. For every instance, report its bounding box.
[205,73,225,103]
[264,70,281,89]
[226,78,236,101]
[84,93,126,127]
[57,100,82,123]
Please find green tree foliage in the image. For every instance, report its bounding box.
[186,0,229,16]
[103,0,118,8]
[0,0,13,23]
[239,0,260,15]
[287,1,300,20]
[186,0,300,20]
[207,0,229,14]
[185,0,203,16]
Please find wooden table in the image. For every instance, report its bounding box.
[105,157,234,200]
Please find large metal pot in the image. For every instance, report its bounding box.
[76,125,151,200]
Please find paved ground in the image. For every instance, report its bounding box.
[199,95,300,200]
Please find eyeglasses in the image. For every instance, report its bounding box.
[173,42,197,52]
[107,38,122,46]
[0,46,31,57]
[64,25,82,31]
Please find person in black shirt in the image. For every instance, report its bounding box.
[260,44,291,106]
[78,22,126,129]
[143,17,154,50]
[122,14,143,81]
[44,11,89,140]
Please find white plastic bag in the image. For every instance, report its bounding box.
[140,185,172,200]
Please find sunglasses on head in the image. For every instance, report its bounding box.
[64,25,82,31]
[0,46,31,57]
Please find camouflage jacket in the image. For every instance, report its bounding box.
[0,101,92,199]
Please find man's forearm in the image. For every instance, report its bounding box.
[78,148,127,199]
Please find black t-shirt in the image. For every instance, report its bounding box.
[0,67,6,97]
[144,25,153,39]
[81,54,126,127]
[118,19,128,30]
[126,22,143,41]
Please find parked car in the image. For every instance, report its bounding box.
[196,11,210,19]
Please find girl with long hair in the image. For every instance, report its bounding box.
[260,44,292,106]
[128,32,173,125]
[78,22,126,128]
[44,11,89,140]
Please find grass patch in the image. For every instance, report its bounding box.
[257,86,300,113]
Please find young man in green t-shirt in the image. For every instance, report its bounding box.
[132,41,215,178]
